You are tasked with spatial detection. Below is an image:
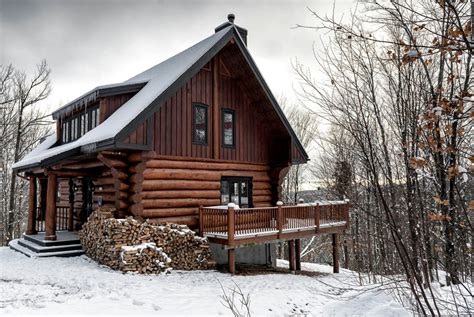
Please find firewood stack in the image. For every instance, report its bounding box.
[79,209,215,274]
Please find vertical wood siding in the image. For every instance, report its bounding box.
[150,65,270,163]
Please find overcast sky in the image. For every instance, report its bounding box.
[0,0,355,114]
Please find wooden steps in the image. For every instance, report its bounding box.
[9,231,84,258]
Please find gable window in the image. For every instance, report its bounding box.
[193,103,208,145]
[222,109,235,147]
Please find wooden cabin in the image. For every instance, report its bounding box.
[13,15,349,272]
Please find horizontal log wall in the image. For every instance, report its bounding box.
[128,157,274,228]
[93,170,116,210]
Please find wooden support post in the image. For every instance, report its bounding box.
[26,176,37,235]
[45,173,57,241]
[198,205,203,236]
[289,239,296,272]
[227,203,236,274]
[344,201,350,229]
[228,248,235,274]
[276,201,283,238]
[332,233,340,273]
[295,239,302,271]
[68,178,75,231]
[315,203,320,233]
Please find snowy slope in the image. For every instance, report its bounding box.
[0,247,408,316]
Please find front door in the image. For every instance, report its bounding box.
[220,177,253,208]
[81,177,94,223]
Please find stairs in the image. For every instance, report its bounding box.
[9,231,84,258]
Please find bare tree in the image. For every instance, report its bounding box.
[1,61,52,245]
[294,0,472,314]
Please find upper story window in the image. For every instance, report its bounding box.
[193,103,208,145]
[222,109,235,147]
[61,107,100,143]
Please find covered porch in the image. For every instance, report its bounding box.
[199,200,350,274]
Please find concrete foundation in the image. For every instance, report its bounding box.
[210,243,276,267]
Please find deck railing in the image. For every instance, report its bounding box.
[199,201,350,246]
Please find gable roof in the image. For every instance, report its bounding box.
[13,24,308,171]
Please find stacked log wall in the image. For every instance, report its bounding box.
[93,170,116,210]
[128,156,274,228]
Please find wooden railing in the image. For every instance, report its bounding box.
[199,201,350,246]
[33,206,71,233]
[35,206,45,232]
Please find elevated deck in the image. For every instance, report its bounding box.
[199,201,350,273]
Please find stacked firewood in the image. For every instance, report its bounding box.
[79,209,215,273]
[120,243,172,274]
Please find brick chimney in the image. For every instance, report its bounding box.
[215,14,248,46]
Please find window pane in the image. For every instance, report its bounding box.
[84,112,89,132]
[80,114,85,136]
[95,108,100,127]
[231,182,239,205]
[91,110,95,128]
[223,111,234,146]
[220,181,229,204]
[193,105,207,144]
[240,182,249,207]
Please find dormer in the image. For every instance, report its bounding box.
[52,82,145,144]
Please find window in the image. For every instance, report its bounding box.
[222,109,235,147]
[220,177,252,208]
[193,104,208,145]
[61,106,100,143]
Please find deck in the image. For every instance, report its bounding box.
[199,201,350,273]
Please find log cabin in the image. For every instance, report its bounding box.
[11,15,349,273]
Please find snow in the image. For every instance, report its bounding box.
[13,25,234,170]
[0,247,410,316]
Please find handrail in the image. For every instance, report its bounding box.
[200,201,350,245]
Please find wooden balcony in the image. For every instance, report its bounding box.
[199,201,350,273]
[200,201,349,247]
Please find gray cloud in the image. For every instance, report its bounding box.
[0,0,354,113]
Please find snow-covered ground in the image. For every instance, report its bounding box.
[0,247,409,316]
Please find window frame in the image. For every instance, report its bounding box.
[192,103,209,146]
[221,108,236,148]
[220,176,253,208]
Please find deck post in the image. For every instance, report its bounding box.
[198,205,204,236]
[295,239,301,271]
[276,201,283,238]
[315,203,320,233]
[332,233,340,273]
[68,178,75,231]
[45,173,57,241]
[288,239,296,272]
[227,203,236,274]
[26,176,37,235]
[344,200,350,229]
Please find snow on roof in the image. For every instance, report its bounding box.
[13,25,233,170]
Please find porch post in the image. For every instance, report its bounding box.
[227,203,236,274]
[45,173,57,241]
[26,176,37,235]
[288,239,296,272]
[68,178,75,231]
[295,239,302,271]
[332,233,340,273]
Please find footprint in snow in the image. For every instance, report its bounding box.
[152,304,162,311]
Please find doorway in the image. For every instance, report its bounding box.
[81,177,94,224]
[220,177,253,208]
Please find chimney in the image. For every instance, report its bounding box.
[215,14,248,46]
